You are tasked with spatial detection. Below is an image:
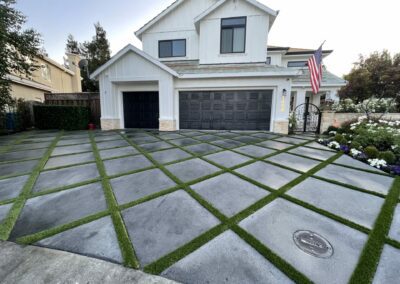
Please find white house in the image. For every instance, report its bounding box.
[91,0,346,134]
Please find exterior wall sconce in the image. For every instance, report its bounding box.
[282,89,287,97]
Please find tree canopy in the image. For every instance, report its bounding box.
[0,0,41,111]
[339,50,400,105]
[66,34,80,55]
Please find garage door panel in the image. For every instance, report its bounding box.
[180,90,272,130]
[123,92,159,129]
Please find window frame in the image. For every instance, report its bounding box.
[158,39,186,58]
[266,57,271,65]
[220,16,247,54]
[287,61,308,68]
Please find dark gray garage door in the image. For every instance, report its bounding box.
[179,90,273,130]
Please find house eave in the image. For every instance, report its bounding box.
[179,71,298,79]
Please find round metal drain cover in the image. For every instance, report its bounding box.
[293,230,333,258]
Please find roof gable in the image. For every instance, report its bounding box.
[90,44,178,79]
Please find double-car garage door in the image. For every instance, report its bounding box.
[179,90,273,130]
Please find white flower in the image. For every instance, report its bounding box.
[318,138,324,143]
[328,141,340,149]
[350,148,362,157]
[368,159,387,169]
[392,145,398,150]
[329,131,337,135]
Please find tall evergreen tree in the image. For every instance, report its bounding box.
[66,34,80,54]
[0,0,41,111]
[80,23,111,92]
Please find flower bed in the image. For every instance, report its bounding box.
[318,116,400,175]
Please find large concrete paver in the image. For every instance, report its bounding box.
[0,203,12,223]
[0,160,38,177]
[0,241,176,284]
[239,198,367,284]
[388,205,400,242]
[104,155,153,176]
[0,175,29,201]
[121,190,220,266]
[266,153,320,172]
[44,152,95,169]
[166,158,220,183]
[162,230,293,284]
[373,245,400,284]
[204,151,251,168]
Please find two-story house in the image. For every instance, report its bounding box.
[8,53,82,102]
[91,0,346,134]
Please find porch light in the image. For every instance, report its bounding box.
[282,89,287,97]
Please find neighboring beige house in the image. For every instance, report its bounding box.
[8,53,82,102]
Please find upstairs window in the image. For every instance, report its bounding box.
[287,61,308,67]
[221,17,246,54]
[159,39,186,58]
[266,57,271,65]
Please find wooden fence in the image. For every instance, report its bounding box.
[44,92,100,126]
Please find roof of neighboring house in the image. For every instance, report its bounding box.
[292,68,347,87]
[164,60,298,78]
[41,56,75,76]
[90,44,179,79]
[135,0,278,40]
[267,45,333,55]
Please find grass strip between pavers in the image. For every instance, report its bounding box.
[0,132,30,154]
[349,176,400,284]
[0,132,63,240]
[89,131,139,269]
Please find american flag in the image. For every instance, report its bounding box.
[308,45,324,94]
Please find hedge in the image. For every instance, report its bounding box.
[34,105,90,130]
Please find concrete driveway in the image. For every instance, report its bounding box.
[0,129,399,283]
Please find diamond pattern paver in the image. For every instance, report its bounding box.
[99,146,138,160]
[169,138,199,147]
[275,136,306,145]
[52,144,93,156]
[33,163,100,192]
[191,173,269,217]
[289,146,337,161]
[234,145,275,158]
[0,175,29,202]
[239,198,367,284]
[150,148,192,164]
[333,155,384,173]
[235,162,300,190]
[36,216,123,263]
[0,148,47,162]
[315,164,394,195]
[257,140,292,150]
[0,159,38,178]
[57,138,91,146]
[373,245,400,284]
[233,136,263,144]
[0,203,12,223]
[251,133,280,140]
[110,169,176,205]
[10,142,51,151]
[305,141,335,151]
[266,153,320,172]
[96,139,129,150]
[44,152,95,169]
[194,135,221,142]
[204,151,251,168]
[139,141,173,152]
[158,133,185,140]
[166,158,220,183]
[388,205,400,242]
[211,139,244,149]
[94,135,121,142]
[288,178,385,229]
[130,136,160,145]
[10,182,107,239]
[161,230,293,284]
[103,155,153,176]
[121,190,220,266]
[183,143,221,156]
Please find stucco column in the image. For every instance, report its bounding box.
[273,80,292,135]
[296,89,306,107]
[158,76,177,131]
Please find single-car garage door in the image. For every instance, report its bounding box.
[179,90,273,130]
[123,92,159,128]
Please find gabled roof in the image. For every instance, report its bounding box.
[267,45,333,55]
[292,69,347,87]
[194,0,278,28]
[135,0,183,40]
[90,44,179,79]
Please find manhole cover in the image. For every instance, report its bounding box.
[293,230,333,258]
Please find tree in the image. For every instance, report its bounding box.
[0,0,41,111]
[66,34,80,54]
[80,23,111,92]
[339,50,400,117]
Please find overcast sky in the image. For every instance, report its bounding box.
[15,0,400,76]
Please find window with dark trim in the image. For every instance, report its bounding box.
[158,39,186,58]
[287,61,308,67]
[266,57,271,65]
[220,17,246,54]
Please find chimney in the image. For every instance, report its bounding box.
[65,53,82,92]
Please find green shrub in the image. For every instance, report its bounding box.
[378,151,397,164]
[364,146,379,159]
[324,126,339,135]
[351,141,362,150]
[334,134,344,143]
[339,137,348,145]
[34,105,90,130]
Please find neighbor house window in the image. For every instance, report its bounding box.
[41,64,51,81]
[287,61,308,67]
[221,17,246,54]
[159,39,186,58]
[266,57,271,65]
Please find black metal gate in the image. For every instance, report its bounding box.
[293,103,321,133]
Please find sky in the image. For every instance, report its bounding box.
[15,0,400,77]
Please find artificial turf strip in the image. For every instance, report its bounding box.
[349,176,400,284]
[89,132,139,269]
[0,132,29,154]
[232,225,312,284]
[0,132,64,240]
